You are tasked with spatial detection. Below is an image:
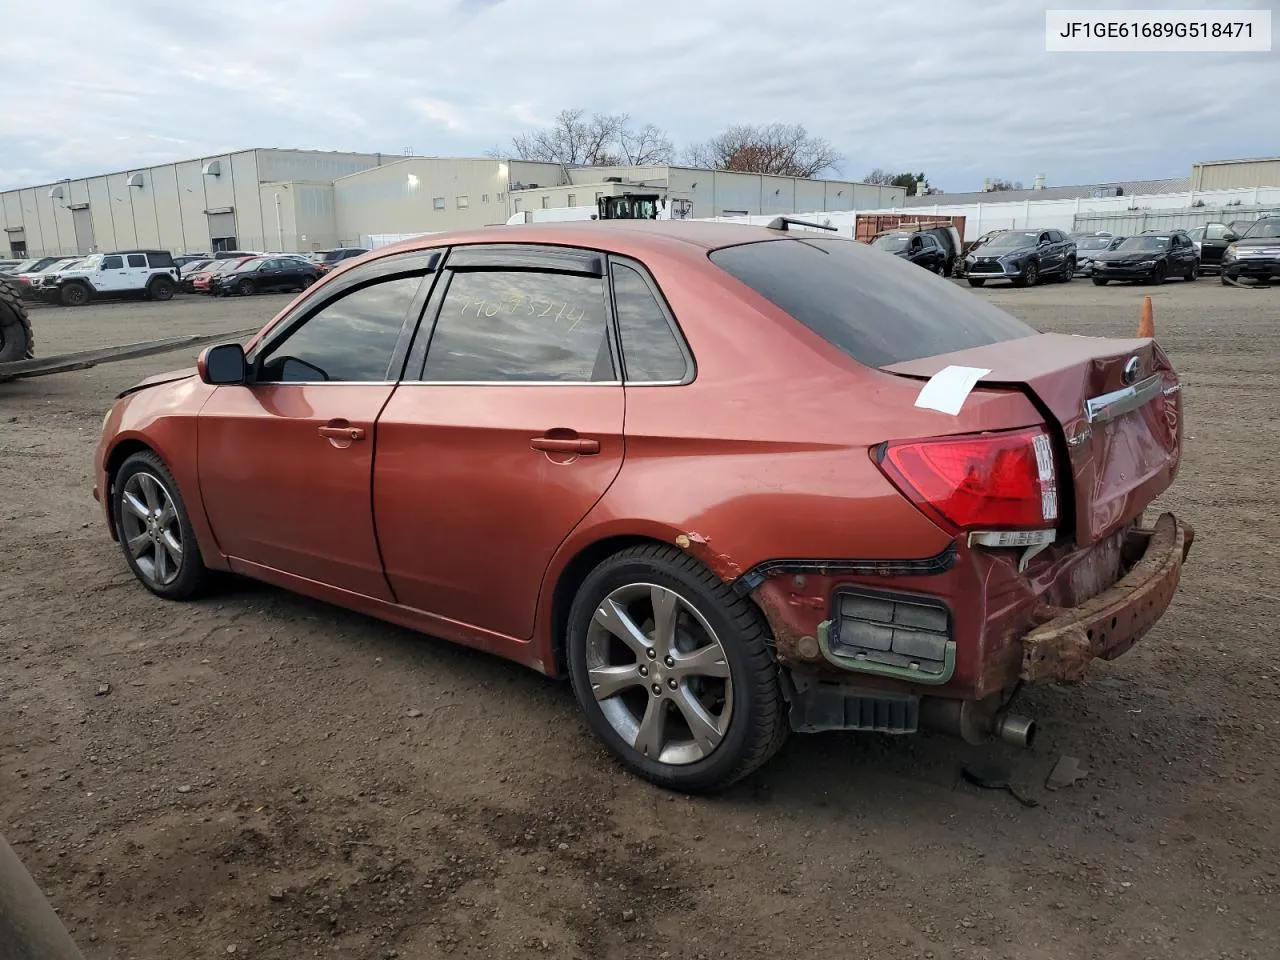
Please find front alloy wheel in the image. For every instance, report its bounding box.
[567,545,787,792]
[112,451,209,600]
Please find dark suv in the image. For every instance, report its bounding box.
[1090,231,1199,285]
[1220,216,1280,284]
[871,231,949,275]
[963,229,1075,287]
[310,247,370,275]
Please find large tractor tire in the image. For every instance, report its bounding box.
[0,274,34,362]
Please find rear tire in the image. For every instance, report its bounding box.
[60,282,90,307]
[1058,259,1074,282]
[565,544,788,793]
[111,451,210,601]
[1092,278,1109,286]
[1185,260,1199,281]
[148,276,175,301]
[0,276,34,361]
[967,278,986,287]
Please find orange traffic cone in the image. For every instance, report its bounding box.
[1138,296,1154,338]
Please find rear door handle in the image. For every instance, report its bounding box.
[530,436,600,455]
[319,424,365,441]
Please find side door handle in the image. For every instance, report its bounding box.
[531,436,600,455]
[319,422,366,447]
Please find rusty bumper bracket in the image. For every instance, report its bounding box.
[1021,513,1192,684]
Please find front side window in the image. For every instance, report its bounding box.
[1205,224,1227,240]
[101,255,123,269]
[256,275,423,383]
[422,269,613,382]
[611,263,688,382]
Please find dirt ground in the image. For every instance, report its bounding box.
[2,281,1278,960]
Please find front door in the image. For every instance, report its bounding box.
[198,268,431,598]
[374,245,625,640]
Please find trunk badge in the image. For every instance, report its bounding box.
[1122,356,1141,385]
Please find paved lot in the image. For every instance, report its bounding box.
[2,281,1278,959]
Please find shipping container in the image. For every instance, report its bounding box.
[854,213,966,243]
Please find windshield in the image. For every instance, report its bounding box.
[709,237,1035,368]
[73,255,103,270]
[983,231,1038,250]
[1118,236,1169,251]
[1078,237,1113,250]
[872,235,911,252]
[1243,219,1280,239]
[234,258,266,272]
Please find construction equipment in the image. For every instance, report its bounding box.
[506,193,692,226]
[0,273,34,363]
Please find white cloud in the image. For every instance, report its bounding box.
[1,0,1277,191]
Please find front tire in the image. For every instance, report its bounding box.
[60,282,89,307]
[1148,263,1167,285]
[237,278,255,297]
[967,278,986,287]
[1012,261,1039,287]
[112,451,209,600]
[566,544,787,793]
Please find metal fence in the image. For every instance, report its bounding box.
[1073,204,1280,235]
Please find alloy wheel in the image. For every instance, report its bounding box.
[119,471,184,586]
[584,582,733,765]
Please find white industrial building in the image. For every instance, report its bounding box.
[0,148,906,258]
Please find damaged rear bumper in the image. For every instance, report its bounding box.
[1020,512,1192,683]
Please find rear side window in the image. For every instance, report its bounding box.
[610,263,689,382]
[709,238,1035,368]
[127,254,146,268]
[148,252,174,268]
[421,270,614,382]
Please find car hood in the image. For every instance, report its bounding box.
[1234,235,1280,248]
[1093,250,1163,263]
[967,246,1033,259]
[115,367,196,399]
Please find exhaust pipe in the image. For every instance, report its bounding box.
[919,696,1036,748]
[993,713,1036,748]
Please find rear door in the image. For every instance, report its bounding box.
[124,253,150,291]
[373,243,625,640]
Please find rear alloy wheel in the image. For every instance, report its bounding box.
[149,276,175,301]
[1059,259,1074,282]
[1185,260,1199,281]
[567,545,787,792]
[967,278,986,287]
[112,451,209,600]
[237,278,256,297]
[60,282,89,307]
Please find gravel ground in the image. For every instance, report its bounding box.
[2,282,1278,960]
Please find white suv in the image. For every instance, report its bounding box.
[38,250,180,306]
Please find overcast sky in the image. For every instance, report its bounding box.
[2,0,1277,193]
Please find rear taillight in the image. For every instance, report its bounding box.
[875,427,1058,533]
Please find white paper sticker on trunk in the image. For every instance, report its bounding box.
[913,366,992,416]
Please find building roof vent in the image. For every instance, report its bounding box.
[202,160,223,177]
[126,173,144,188]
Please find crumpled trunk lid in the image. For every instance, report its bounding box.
[884,332,1183,547]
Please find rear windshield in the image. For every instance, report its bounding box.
[708,237,1035,367]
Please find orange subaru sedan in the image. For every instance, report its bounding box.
[94,221,1192,792]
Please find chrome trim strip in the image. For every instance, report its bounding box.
[1085,373,1163,424]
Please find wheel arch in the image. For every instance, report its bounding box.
[103,438,160,540]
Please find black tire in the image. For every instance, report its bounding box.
[60,282,90,307]
[565,544,788,793]
[112,451,210,600]
[1148,263,1167,285]
[1011,261,1039,288]
[1185,260,1199,281]
[967,278,986,287]
[0,275,34,362]
[1093,278,1110,286]
[237,278,255,297]
[301,275,316,289]
[1220,273,1231,286]
[1058,259,1074,282]
[148,276,175,301]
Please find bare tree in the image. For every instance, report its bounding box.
[509,108,673,166]
[683,123,840,178]
[986,178,1024,192]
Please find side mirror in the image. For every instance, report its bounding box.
[1223,232,1239,242]
[198,342,247,385]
